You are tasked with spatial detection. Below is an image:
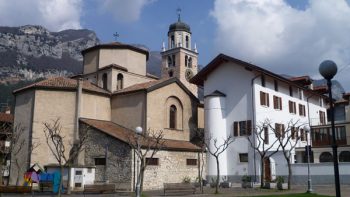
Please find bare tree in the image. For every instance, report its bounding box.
[43,118,88,196]
[1,123,39,186]
[127,129,164,195]
[247,119,280,188]
[192,128,205,194]
[204,134,234,194]
[270,120,304,190]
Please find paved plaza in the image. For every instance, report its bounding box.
[1,185,350,197]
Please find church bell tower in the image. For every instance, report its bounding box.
[161,9,198,97]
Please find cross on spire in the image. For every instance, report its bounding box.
[177,8,181,22]
[113,32,119,41]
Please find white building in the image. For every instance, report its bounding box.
[190,54,328,183]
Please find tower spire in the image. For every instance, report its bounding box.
[177,8,181,22]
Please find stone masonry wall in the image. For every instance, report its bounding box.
[143,150,206,190]
[83,125,132,189]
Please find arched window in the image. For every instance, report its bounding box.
[171,35,175,48]
[185,55,188,67]
[168,70,173,77]
[167,56,172,67]
[102,73,108,90]
[169,105,177,129]
[319,152,333,162]
[117,73,123,90]
[188,57,192,68]
[339,151,350,162]
[172,55,175,66]
[186,35,189,48]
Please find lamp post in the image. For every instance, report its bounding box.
[319,60,341,197]
[303,125,313,193]
[135,126,143,197]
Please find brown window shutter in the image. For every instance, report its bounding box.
[273,96,276,109]
[234,122,238,136]
[294,103,296,113]
[247,120,252,135]
[267,93,270,107]
[299,104,302,115]
[260,91,264,105]
[280,98,283,110]
[282,124,285,138]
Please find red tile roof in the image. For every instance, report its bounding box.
[0,113,13,123]
[80,118,201,152]
[289,76,313,85]
[13,77,110,95]
[113,78,168,94]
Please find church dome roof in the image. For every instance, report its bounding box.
[168,20,191,34]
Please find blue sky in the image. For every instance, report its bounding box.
[0,0,350,90]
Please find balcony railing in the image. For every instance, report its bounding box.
[311,125,347,147]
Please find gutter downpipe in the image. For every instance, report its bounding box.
[75,78,83,143]
[251,74,261,183]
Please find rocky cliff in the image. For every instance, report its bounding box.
[0,25,99,77]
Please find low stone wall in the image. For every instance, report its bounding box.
[142,151,206,190]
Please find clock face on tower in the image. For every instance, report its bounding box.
[185,69,194,81]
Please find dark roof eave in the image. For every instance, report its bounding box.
[191,53,327,99]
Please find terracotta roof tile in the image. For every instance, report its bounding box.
[113,78,169,94]
[80,118,201,152]
[13,77,110,95]
[0,113,13,123]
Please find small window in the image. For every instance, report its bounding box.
[168,56,172,67]
[171,35,175,48]
[169,70,173,77]
[260,91,269,107]
[264,126,269,144]
[261,75,265,87]
[102,73,108,90]
[319,111,326,125]
[289,86,293,97]
[188,57,192,68]
[172,55,176,66]
[117,73,123,90]
[94,158,106,165]
[186,159,197,166]
[291,127,298,140]
[75,170,82,175]
[75,183,82,187]
[233,120,252,136]
[339,151,350,162]
[274,80,278,91]
[273,96,282,110]
[299,104,306,116]
[275,123,285,138]
[289,101,296,114]
[185,55,188,67]
[146,158,159,166]
[300,128,305,141]
[186,35,189,48]
[319,152,333,162]
[239,153,248,162]
[169,105,177,129]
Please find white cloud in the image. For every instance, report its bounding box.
[100,0,154,23]
[211,0,350,90]
[0,0,82,31]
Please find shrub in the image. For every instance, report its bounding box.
[182,176,191,184]
[241,175,252,182]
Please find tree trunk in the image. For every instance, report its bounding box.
[0,157,3,185]
[58,165,63,197]
[215,156,220,194]
[200,152,204,194]
[67,166,71,194]
[139,159,146,193]
[287,160,292,190]
[260,158,264,188]
[15,160,20,186]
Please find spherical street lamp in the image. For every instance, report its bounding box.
[135,126,143,134]
[319,60,338,80]
[319,60,341,197]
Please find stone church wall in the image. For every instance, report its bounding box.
[83,126,133,190]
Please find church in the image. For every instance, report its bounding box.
[10,16,204,190]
